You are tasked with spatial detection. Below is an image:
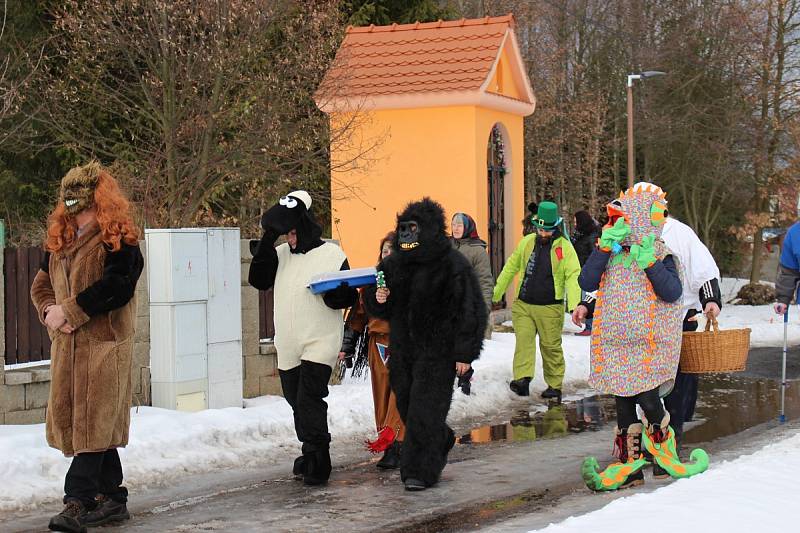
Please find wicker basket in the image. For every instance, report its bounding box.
[679,317,751,374]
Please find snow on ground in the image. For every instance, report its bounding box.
[530,429,800,533]
[0,278,796,513]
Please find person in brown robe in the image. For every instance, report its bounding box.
[30,161,143,533]
[340,232,405,469]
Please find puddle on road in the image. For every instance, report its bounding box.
[458,375,800,445]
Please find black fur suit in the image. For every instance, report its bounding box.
[365,198,487,488]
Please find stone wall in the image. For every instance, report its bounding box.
[240,240,281,398]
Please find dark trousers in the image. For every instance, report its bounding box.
[664,313,700,443]
[279,360,332,453]
[615,386,666,429]
[64,449,127,507]
[389,353,457,486]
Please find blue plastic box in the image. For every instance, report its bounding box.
[308,267,378,295]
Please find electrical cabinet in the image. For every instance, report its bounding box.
[146,228,242,411]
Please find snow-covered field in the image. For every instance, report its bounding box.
[531,429,800,533]
[0,277,797,513]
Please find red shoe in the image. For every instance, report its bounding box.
[574,330,592,336]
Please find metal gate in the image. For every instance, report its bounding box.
[488,125,506,306]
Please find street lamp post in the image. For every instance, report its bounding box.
[626,71,666,187]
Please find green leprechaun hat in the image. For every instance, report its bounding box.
[533,201,562,230]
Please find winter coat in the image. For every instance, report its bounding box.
[570,227,600,266]
[492,233,581,311]
[30,222,143,457]
[452,238,494,310]
[777,221,800,305]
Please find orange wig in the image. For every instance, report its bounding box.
[46,167,139,253]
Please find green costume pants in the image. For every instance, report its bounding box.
[511,300,565,387]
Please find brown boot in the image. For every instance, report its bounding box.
[619,423,645,489]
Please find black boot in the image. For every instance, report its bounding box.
[48,499,87,533]
[292,455,305,480]
[82,495,130,527]
[376,441,401,470]
[540,386,562,401]
[404,478,427,491]
[509,377,532,396]
[302,447,332,486]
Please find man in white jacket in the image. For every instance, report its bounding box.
[660,214,722,456]
[249,190,357,486]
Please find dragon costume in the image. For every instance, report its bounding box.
[577,183,709,491]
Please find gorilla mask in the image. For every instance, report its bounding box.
[60,161,101,215]
[398,221,420,250]
[392,197,450,263]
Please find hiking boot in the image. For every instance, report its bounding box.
[48,499,87,533]
[376,441,401,470]
[302,447,332,486]
[509,377,532,396]
[292,455,305,480]
[83,495,130,527]
[540,386,562,401]
[404,478,427,491]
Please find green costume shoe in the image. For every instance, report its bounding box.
[582,423,648,492]
[642,414,709,479]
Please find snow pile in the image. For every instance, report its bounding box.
[531,429,800,533]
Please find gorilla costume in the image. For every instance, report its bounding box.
[364,198,487,491]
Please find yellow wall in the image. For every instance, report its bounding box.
[330,104,525,288]
[486,44,523,100]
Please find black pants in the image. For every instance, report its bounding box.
[64,449,127,507]
[615,386,666,429]
[279,360,332,453]
[389,353,456,486]
[664,313,700,442]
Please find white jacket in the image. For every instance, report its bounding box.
[661,217,720,313]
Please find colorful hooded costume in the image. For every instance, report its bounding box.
[577,183,708,491]
[588,184,683,396]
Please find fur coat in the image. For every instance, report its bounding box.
[30,222,143,456]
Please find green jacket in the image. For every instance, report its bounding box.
[492,233,582,310]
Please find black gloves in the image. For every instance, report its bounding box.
[323,282,358,310]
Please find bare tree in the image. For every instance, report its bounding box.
[29,0,380,232]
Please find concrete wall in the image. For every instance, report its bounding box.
[240,240,281,398]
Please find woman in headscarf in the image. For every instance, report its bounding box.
[451,212,494,393]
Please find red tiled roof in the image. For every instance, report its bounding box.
[317,15,526,101]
